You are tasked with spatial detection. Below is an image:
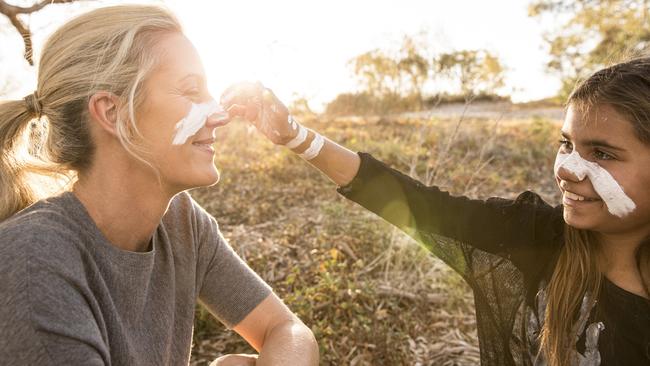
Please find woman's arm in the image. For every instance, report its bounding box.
[231,293,318,366]
[191,191,318,365]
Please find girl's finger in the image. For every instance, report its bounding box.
[227,104,248,119]
[244,102,260,122]
[221,81,264,107]
[225,103,260,123]
[205,109,230,128]
[205,117,231,128]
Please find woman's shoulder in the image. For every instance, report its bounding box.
[2,192,74,233]
[161,191,220,243]
[0,192,91,270]
[164,190,214,225]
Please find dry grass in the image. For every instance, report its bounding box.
[189,110,562,365]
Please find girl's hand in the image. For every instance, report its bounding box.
[220,81,298,146]
[209,353,258,366]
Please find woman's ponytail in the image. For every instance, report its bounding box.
[0,98,40,221]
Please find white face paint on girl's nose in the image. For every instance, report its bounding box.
[554,150,636,217]
[171,99,228,145]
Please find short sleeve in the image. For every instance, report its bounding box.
[191,199,272,328]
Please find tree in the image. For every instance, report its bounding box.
[396,35,430,110]
[288,96,315,117]
[434,49,505,98]
[350,49,401,98]
[529,0,650,98]
[343,32,507,115]
[348,34,433,113]
[0,0,82,66]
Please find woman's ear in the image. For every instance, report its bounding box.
[88,92,120,136]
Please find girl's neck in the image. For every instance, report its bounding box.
[594,231,649,299]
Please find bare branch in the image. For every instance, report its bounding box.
[0,0,82,65]
[18,0,78,14]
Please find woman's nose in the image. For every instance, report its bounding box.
[201,91,215,104]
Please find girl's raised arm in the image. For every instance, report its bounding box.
[218,83,564,275]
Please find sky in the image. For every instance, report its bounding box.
[0,0,562,111]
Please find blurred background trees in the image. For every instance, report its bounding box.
[529,0,650,99]
[328,0,650,116]
[326,34,507,116]
[435,49,505,101]
[3,0,650,114]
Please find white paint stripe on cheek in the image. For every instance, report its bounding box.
[171,99,227,145]
[554,151,636,217]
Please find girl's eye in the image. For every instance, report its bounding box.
[594,149,614,160]
[558,139,572,151]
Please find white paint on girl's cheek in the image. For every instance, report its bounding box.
[554,150,636,217]
[171,99,228,145]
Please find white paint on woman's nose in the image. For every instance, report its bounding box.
[172,99,228,145]
[554,150,636,217]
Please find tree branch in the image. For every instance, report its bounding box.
[0,0,81,66]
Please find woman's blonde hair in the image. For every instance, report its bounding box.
[540,54,650,366]
[0,5,182,221]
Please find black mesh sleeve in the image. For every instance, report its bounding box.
[338,152,568,365]
[337,152,564,277]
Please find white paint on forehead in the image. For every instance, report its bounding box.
[171,99,228,145]
[554,150,636,217]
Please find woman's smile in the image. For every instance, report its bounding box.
[192,137,216,155]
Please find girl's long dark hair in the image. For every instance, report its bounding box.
[540,53,650,366]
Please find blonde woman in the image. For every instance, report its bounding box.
[0,5,318,366]
[224,56,650,366]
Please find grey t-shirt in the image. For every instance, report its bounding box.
[0,191,272,366]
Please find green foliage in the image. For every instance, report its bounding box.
[435,49,506,97]
[349,35,431,103]
[325,91,426,116]
[351,49,402,98]
[288,96,315,118]
[325,92,381,116]
[396,36,430,110]
[339,33,508,116]
[529,0,650,99]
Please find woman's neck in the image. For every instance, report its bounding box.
[72,161,175,253]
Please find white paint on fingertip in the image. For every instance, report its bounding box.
[554,150,636,217]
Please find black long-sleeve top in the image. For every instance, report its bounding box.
[337,152,650,366]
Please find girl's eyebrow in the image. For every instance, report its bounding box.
[561,131,626,151]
